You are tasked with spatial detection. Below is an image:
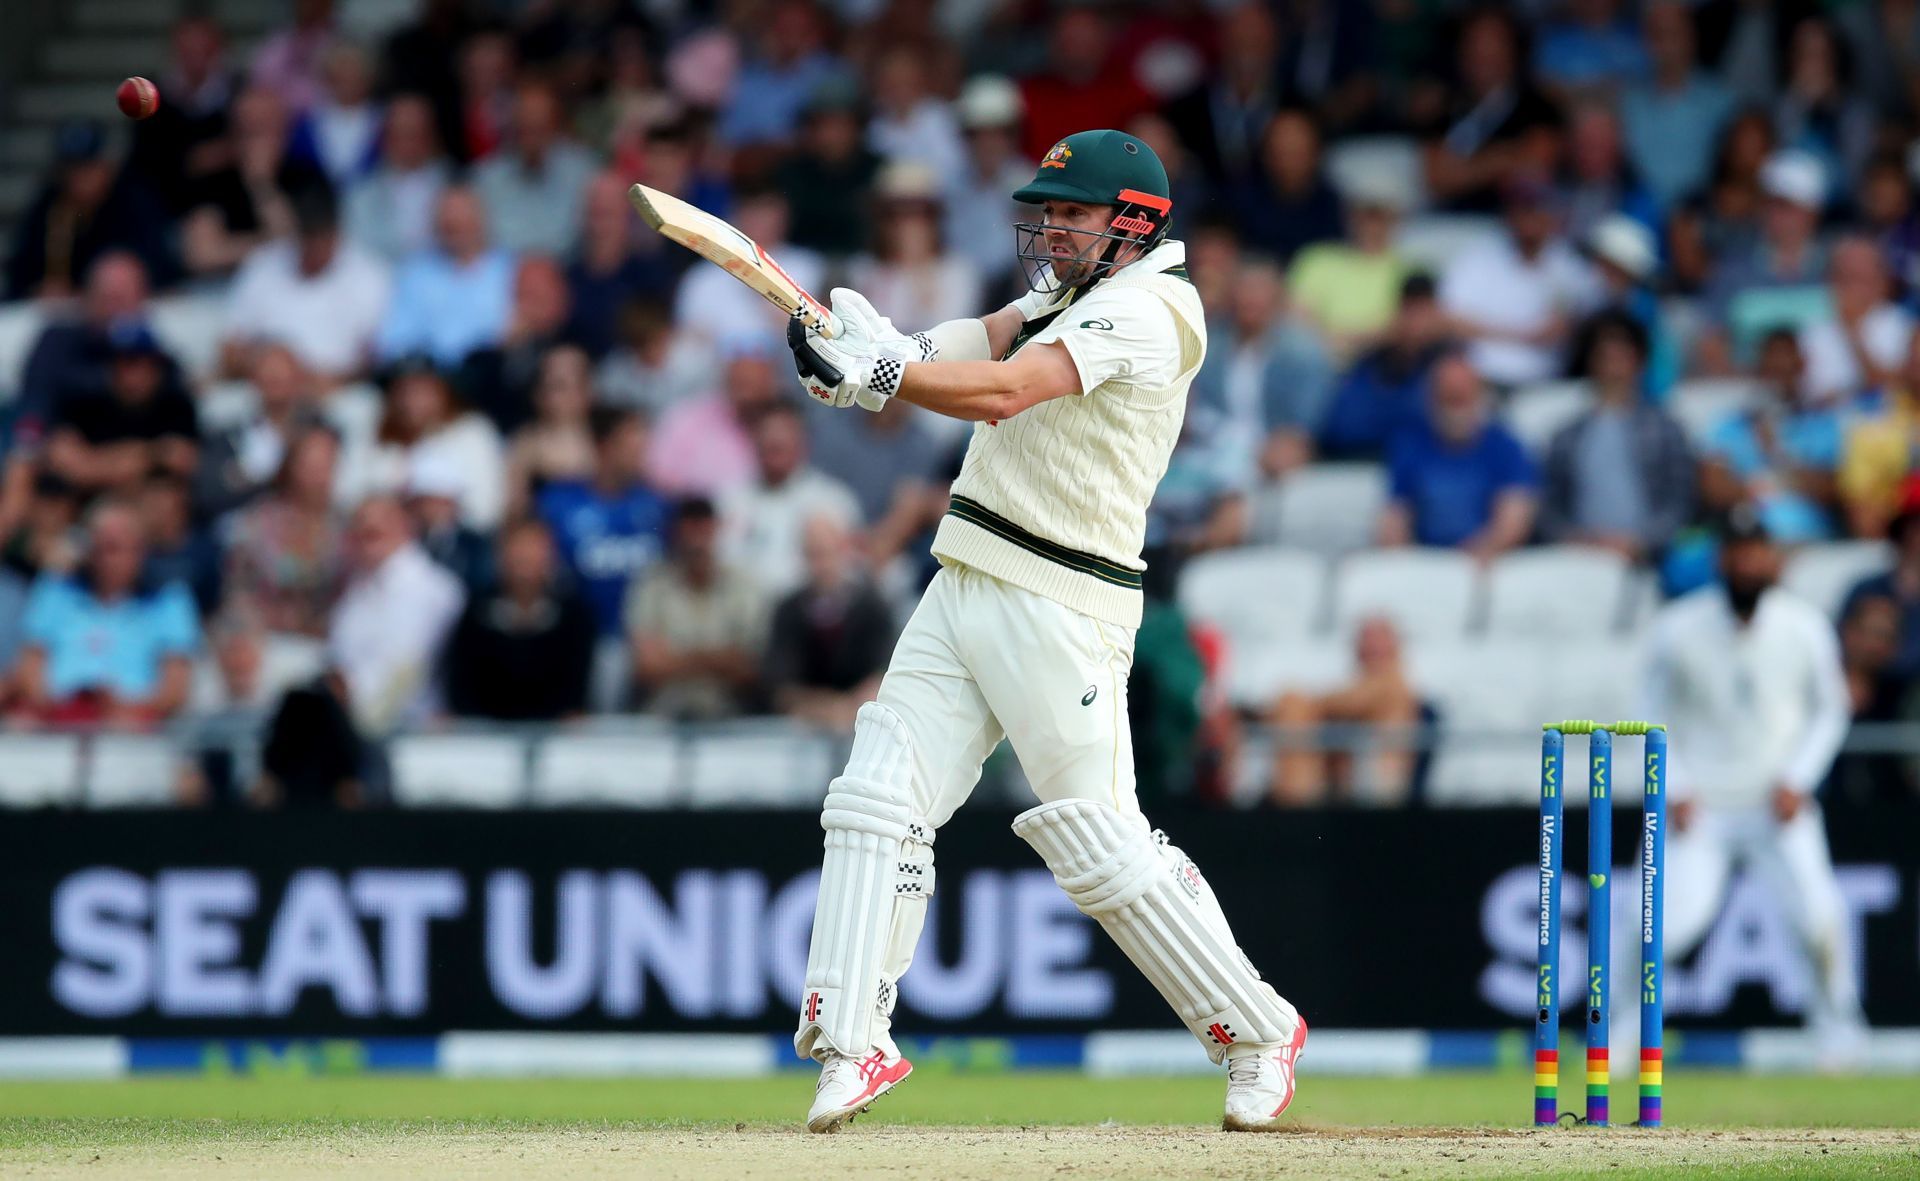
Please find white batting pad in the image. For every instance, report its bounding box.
[1013,798,1298,1064]
[795,702,932,1060]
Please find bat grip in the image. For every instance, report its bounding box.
[787,316,844,388]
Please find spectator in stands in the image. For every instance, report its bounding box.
[776,77,884,258]
[377,187,515,368]
[457,255,580,435]
[1539,312,1695,563]
[504,345,596,520]
[43,323,198,498]
[1620,1,1735,211]
[649,331,783,499]
[809,396,943,567]
[764,514,896,734]
[4,121,175,300]
[128,12,239,217]
[1016,5,1154,162]
[1843,476,1920,680]
[1165,2,1280,188]
[719,403,862,599]
[1126,112,1215,242]
[328,493,464,734]
[1532,0,1647,98]
[220,182,391,386]
[249,0,334,114]
[1668,108,1774,297]
[1700,150,1829,371]
[1700,329,1841,543]
[672,190,824,345]
[719,0,842,152]
[223,423,344,641]
[576,24,671,168]
[537,406,670,637]
[1288,166,1414,361]
[195,344,324,519]
[1583,213,1678,398]
[137,474,221,616]
[285,40,382,187]
[1860,153,1920,301]
[596,298,706,414]
[626,496,766,721]
[0,475,81,676]
[254,668,370,807]
[14,252,160,439]
[1774,16,1875,194]
[566,173,682,360]
[946,77,1033,295]
[444,518,596,721]
[11,500,198,726]
[1186,258,1333,489]
[848,163,983,334]
[406,452,492,594]
[358,358,504,530]
[474,81,599,257]
[1234,109,1343,264]
[1319,274,1451,461]
[1440,174,1597,388]
[343,95,454,265]
[451,28,517,164]
[1420,7,1562,212]
[1266,615,1423,806]
[1379,350,1539,558]
[1559,102,1659,243]
[179,86,302,277]
[381,0,481,163]
[1149,422,1250,559]
[867,44,964,190]
[1840,333,1920,538]
[1827,591,1910,806]
[1798,237,1915,406]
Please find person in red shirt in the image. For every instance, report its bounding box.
[1017,6,1155,161]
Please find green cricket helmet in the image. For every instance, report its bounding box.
[1012,128,1172,291]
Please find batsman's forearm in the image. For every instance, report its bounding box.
[896,361,1025,422]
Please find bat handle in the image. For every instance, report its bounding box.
[804,302,842,340]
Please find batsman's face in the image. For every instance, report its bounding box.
[1041,200,1132,284]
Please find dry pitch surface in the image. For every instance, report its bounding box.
[3,1073,1917,1179]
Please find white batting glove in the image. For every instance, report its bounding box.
[829,287,905,349]
[788,315,933,411]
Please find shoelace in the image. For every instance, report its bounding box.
[1226,1056,1266,1088]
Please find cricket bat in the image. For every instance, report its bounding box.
[627,183,842,338]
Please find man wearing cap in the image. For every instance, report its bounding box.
[945,76,1035,293]
[4,120,176,300]
[1701,150,1830,369]
[786,129,1306,1132]
[1640,505,1867,1067]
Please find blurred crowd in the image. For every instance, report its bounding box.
[10,0,1920,807]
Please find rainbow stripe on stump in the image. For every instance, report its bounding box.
[1586,1047,1609,1125]
[1639,1047,1663,1126]
[1534,1048,1557,1125]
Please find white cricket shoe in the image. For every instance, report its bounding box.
[1222,1017,1308,1131]
[806,1048,913,1133]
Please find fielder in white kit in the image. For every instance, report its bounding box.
[784,129,1306,1132]
[1641,507,1869,1064]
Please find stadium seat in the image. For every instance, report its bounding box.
[529,732,683,807]
[1216,634,1350,711]
[1782,540,1894,619]
[685,722,835,807]
[1393,214,1499,272]
[0,735,81,807]
[389,734,528,807]
[148,292,226,383]
[0,300,44,403]
[1177,547,1328,647]
[1412,640,1539,805]
[84,735,180,807]
[1667,378,1761,446]
[1258,464,1389,554]
[1484,546,1635,637]
[1331,549,1481,639]
[1501,381,1592,457]
[1324,136,1426,211]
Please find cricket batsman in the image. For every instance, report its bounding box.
[784,129,1306,1132]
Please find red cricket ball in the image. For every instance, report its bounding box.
[116,77,160,120]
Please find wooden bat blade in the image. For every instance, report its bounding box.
[626,183,839,337]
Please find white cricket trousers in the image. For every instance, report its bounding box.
[878,563,1140,824]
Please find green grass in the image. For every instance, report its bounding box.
[0,1069,1916,1134]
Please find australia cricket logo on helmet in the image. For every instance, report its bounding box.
[1012,128,1173,293]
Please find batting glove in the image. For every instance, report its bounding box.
[788,314,935,412]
